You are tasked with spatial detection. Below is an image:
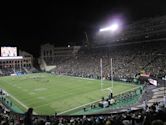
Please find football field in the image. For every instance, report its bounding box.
[0,73,139,115]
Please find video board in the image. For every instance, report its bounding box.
[1,47,17,57]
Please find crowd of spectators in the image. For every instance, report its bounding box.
[0,67,38,76]
[0,68,15,76]
[49,41,166,81]
[0,101,165,125]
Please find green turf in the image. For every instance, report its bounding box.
[0,73,139,115]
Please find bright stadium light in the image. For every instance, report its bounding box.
[99,23,119,32]
[110,23,119,31]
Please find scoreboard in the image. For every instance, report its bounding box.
[1,47,17,57]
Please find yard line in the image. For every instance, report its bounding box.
[58,75,96,81]
[58,86,141,115]
[0,75,141,115]
[3,89,37,115]
[38,85,140,115]
[1,80,37,115]
[57,99,101,115]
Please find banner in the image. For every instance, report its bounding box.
[148,78,157,86]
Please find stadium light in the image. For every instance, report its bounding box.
[99,23,119,32]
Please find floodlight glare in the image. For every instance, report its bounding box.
[99,23,119,32]
[110,24,118,31]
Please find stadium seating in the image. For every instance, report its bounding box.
[0,66,38,76]
[49,41,166,82]
[1,15,166,124]
[0,101,165,125]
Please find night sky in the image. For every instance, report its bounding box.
[0,0,165,57]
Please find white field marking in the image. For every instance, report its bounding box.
[37,97,46,100]
[1,76,139,115]
[57,75,140,86]
[79,77,95,80]
[102,88,112,91]
[29,92,36,95]
[0,80,37,115]
[33,88,47,92]
[23,89,28,92]
[102,85,140,94]
[28,86,87,106]
[33,85,140,109]
[57,86,141,115]
[58,75,96,81]
[2,88,37,115]
[56,74,137,89]
[20,81,89,104]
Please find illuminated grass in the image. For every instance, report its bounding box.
[0,73,138,115]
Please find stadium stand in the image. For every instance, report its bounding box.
[0,49,39,76]
[0,101,165,125]
[1,15,166,125]
[39,15,166,81]
[44,41,166,82]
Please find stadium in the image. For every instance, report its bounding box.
[0,2,166,125]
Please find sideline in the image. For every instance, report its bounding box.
[58,86,141,115]
[1,80,37,115]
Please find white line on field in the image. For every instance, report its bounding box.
[9,93,29,109]
[58,86,141,115]
[58,75,96,81]
[9,93,37,115]
[1,80,37,115]
[57,99,99,115]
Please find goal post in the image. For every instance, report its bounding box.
[110,58,113,90]
[100,58,114,92]
[100,58,103,91]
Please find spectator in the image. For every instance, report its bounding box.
[151,120,164,125]
[24,108,33,125]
